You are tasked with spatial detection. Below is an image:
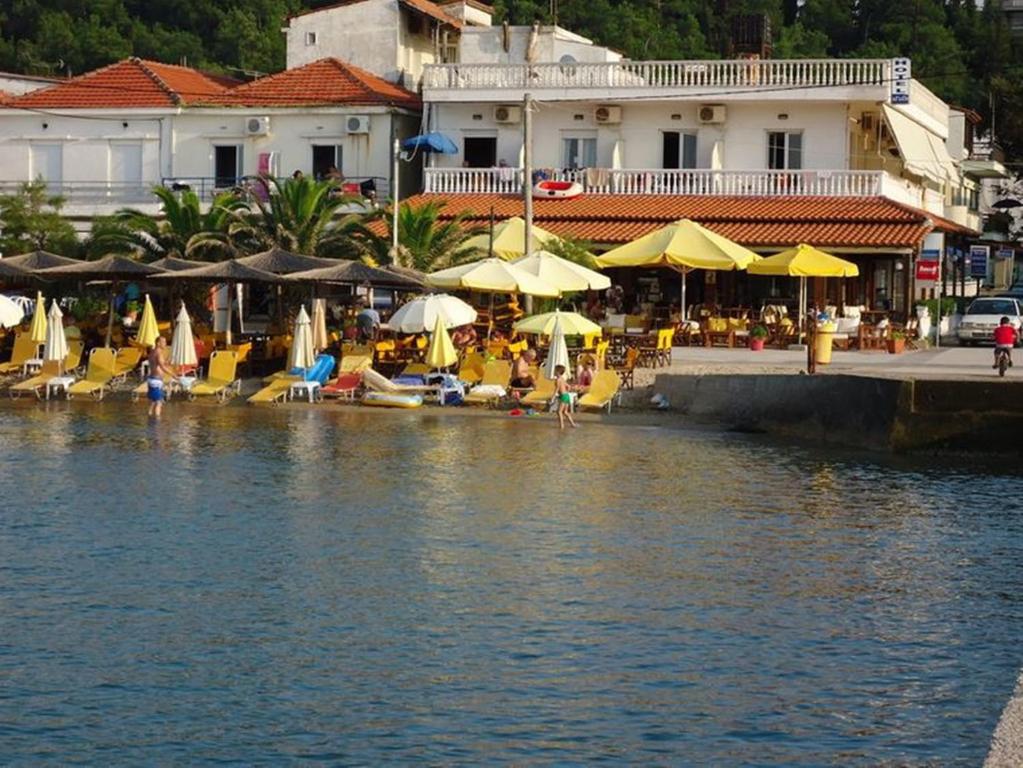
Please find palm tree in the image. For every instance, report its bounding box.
[365,200,484,272]
[89,186,244,261]
[229,176,364,257]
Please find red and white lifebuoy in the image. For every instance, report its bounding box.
[533,180,583,199]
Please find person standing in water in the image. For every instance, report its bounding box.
[146,337,174,418]
[554,364,577,429]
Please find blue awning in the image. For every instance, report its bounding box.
[401,133,459,154]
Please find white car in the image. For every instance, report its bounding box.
[958,297,1023,345]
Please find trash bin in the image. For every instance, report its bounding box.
[815,321,836,365]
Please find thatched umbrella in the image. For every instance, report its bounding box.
[4,250,82,271]
[286,260,424,290]
[0,259,28,279]
[149,255,207,272]
[39,255,166,345]
[235,246,334,275]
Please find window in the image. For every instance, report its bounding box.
[768,131,802,170]
[463,137,497,168]
[213,145,242,188]
[663,132,698,169]
[312,145,343,179]
[305,31,317,46]
[30,144,62,187]
[562,137,596,169]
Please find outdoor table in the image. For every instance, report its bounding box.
[22,358,42,376]
[173,376,197,398]
[46,376,76,400]
[288,380,321,403]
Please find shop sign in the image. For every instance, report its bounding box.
[997,248,1015,261]
[916,249,940,282]
[969,245,990,279]
[891,58,911,105]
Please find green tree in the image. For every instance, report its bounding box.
[0,180,78,255]
[366,201,484,271]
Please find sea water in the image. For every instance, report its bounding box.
[1,402,1021,765]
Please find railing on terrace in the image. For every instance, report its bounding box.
[423,58,891,92]
[0,180,156,204]
[424,167,887,197]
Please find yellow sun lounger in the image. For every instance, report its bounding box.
[8,341,85,399]
[577,370,621,413]
[247,376,300,405]
[462,360,512,406]
[189,350,240,402]
[339,354,372,374]
[457,351,486,385]
[67,347,117,400]
[0,332,39,376]
[520,375,556,408]
[112,347,144,381]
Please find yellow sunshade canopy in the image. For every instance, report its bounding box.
[595,219,760,271]
[427,257,560,297]
[747,244,859,277]
[29,291,47,344]
[463,217,563,259]
[426,314,458,369]
[134,294,160,348]
[514,310,602,337]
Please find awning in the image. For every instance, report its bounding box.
[882,105,957,185]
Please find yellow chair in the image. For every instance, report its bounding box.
[64,339,85,374]
[8,359,62,399]
[463,360,513,406]
[578,370,621,413]
[594,339,610,368]
[67,347,117,400]
[0,332,38,375]
[189,350,240,402]
[582,332,601,349]
[521,376,556,408]
[339,354,372,374]
[458,351,486,385]
[112,347,144,380]
[247,376,298,405]
[657,328,675,366]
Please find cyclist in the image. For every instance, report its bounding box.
[993,316,1018,369]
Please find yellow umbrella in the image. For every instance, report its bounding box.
[595,219,760,318]
[426,314,458,369]
[463,217,563,259]
[427,258,559,297]
[29,291,47,345]
[749,244,859,342]
[515,310,601,337]
[134,294,160,348]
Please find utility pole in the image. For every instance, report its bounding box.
[392,137,400,265]
[523,92,534,313]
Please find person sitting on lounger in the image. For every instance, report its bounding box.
[451,324,478,350]
[576,355,596,392]
[510,348,537,389]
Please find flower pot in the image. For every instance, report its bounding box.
[749,338,766,351]
[887,338,905,354]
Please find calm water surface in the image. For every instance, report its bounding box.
[1,402,1021,765]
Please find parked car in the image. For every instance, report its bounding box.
[958,297,1023,345]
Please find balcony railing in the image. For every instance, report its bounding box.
[425,167,888,197]
[424,58,891,93]
[0,180,157,204]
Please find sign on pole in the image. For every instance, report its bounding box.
[969,245,990,280]
[916,248,940,282]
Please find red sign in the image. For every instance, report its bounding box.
[916,261,940,281]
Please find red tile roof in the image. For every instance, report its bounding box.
[8,58,232,109]
[200,58,420,108]
[0,89,11,107]
[400,193,968,249]
[290,0,461,27]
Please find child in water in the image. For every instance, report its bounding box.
[553,364,577,429]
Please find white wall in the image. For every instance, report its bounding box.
[431,100,850,170]
[458,26,620,65]
[286,0,400,79]
[0,73,60,96]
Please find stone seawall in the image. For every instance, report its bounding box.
[647,373,1023,453]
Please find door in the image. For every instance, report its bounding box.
[30,144,62,191]
[110,143,143,200]
[464,137,497,168]
[214,145,242,188]
[312,145,343,179]
[662,132,698,169]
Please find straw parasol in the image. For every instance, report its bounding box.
[236,246,335,275]
[543,315,570,380]
[3,250,82,271]
[0,259,28,279]
[311,298,329,353]
[170,304,198,371]
[463,217,563,259]
[595,219,760,319]
[286,259,423,289]
[512,250,610,292]
[426,314,458,370]
[149,255,207,271]
[0,295,24,328]
[288,305,315,373]
[29,291,47,347]
[387,294,477,333]
[134,294,160,349]
[515,310,602,337]
[43,300,68,370]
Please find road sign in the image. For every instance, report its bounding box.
[969,245,989,279]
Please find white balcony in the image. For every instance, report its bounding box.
[425,167,896,197]
[423,58,893,102]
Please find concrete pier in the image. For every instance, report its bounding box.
[986,671,1023,768]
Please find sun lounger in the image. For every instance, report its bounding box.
[8,341,85,399]
[463,360,512,406]
[0,332,39,376]
[457,351,486,385]
[321,372,362,400]
[400,362,430,376]
[247,376,299,404]
[520,375,556,409]
[362,367,438,396]
[112,347,144,381]
[66,347,117,400]
[189,350,240,402]
[339,354,372,374]
[577,370,621,413]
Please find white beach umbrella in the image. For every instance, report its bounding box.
[43,300,68,365]
[387,293,477,333]
[0,295,25,328]
[543,315,570,381]
[170,304,198,369]
[311,298,329,352]
[288,305,316,373]
[512,251,611,292]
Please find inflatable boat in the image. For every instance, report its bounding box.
[362,391,424,409]
[533,179,583,199]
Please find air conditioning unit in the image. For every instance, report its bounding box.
[494,105,521,124]
[698,105,726,124]
[246,116,271,136]
[346,115,371,134]
[595,105,621,124]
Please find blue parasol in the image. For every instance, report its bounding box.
[401,133,459,154]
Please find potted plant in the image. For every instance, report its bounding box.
[887,330,906,354]
[749,324,769,351]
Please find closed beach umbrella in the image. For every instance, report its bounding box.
[426,314,458,369]
[311,298,329,353]
[515,310,601,337]
[0,295,24,328]
[170,304,198,369]
[427,258,559,297]
[134,294,159,348]
[388,294,477,333]
[29,291,47,345]
[462,217,562,259]
[512,250,610,292]
[43,300,68,366]
[543,316,570,380]
[288,305,315,372]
